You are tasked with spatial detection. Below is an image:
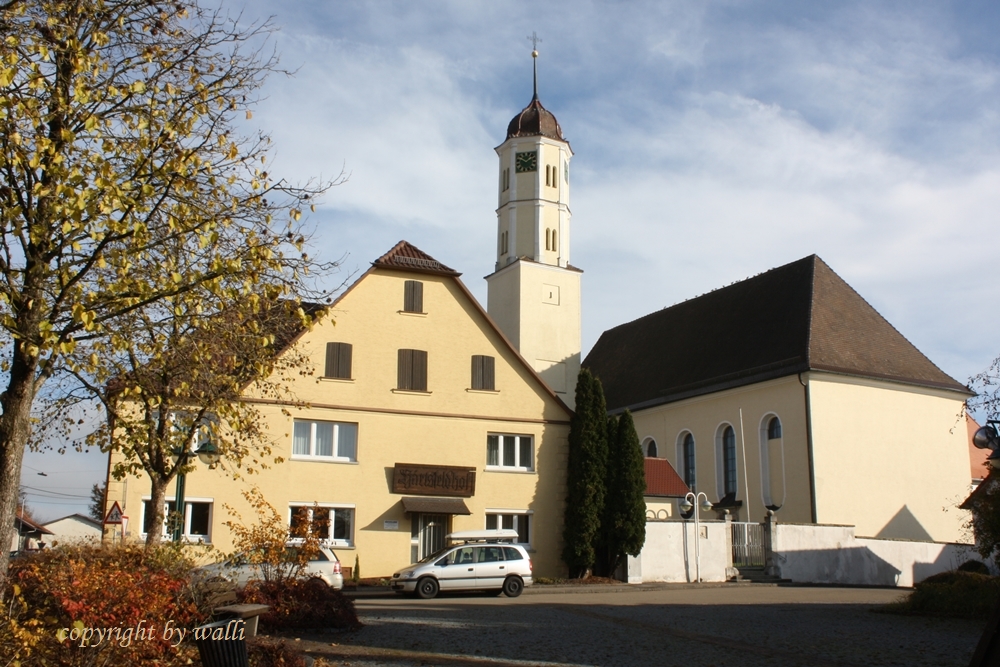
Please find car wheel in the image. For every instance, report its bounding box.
[416,577,439,599]
[502,576,523,598]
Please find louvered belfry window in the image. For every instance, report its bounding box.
[403,280,424,313]
[471,355,495,391]
[324,342,353,379]
[397,349,428,391]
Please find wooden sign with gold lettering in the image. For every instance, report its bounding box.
[392,463,476,497]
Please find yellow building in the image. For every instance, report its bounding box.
[585,255,973,543]
[107,241,572,577]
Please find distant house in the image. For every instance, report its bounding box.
[585,255,972,543]
[42,514,102,545]
[643,457,690,521]
[11,511,52,552]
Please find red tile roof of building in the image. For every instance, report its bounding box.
[644,457,690,498]
[372,241,460,277]
[969,414,991,482]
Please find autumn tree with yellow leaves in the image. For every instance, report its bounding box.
[0,0,339,575]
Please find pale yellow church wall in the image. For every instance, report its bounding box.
[806,373,970,543]
[513,262,581,407]
[628,375,813,525]
[485,266,521,349]
[644,498,675,521]
[109,266,571,578]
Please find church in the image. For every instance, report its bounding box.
[104,51,973,578]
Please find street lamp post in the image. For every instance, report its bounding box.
[679,491,714,583]
[170,441,220,543]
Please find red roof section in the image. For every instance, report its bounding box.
[644,458,690,498]
[372,241,460,277]
[968,414,991,482]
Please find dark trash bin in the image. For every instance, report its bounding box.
[193,618,249,667]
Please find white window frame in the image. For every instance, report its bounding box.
[288,503,356,547]
[485,433,534,471]
[140,496,213,543]
[291,419,358,462]
[485,508,533,547]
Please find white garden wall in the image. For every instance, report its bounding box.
[772,522,978,587]
[628,520,732,583]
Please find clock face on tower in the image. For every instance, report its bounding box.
[515,151,538,173]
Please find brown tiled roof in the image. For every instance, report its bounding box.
[585,255,970,412]
[969,415,991,482]
[961,472,996,510]
[15,511,52,535]
[644,458,690,498]
[506,96,566,143]
[372,241,460,277]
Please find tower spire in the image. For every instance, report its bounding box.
[527,32,542,100]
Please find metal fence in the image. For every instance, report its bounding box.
[731,521,765,568]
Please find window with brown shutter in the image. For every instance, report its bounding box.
[324,342,353,379]
[403,280,424,313]
[471,355,495,391]
[397,349,428,391]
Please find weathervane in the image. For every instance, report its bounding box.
[527,32,542,99]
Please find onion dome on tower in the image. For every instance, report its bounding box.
[505,49,566,142]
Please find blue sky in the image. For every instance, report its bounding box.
[24,1,1000,520]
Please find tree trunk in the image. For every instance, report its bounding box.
[145,476,168,548]
[0,353,40,594]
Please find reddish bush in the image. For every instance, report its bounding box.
[4,544,207,666]
[248,636,309,667]
[237,577,360,632]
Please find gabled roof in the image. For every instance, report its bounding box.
[372,241,460,277]
[585,255,970,412]
[15,512,52,535]
[961,471,996,510]
[43,513,102,530]
[301,241,571,417]
[644,458,690,498]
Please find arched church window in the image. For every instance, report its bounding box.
[719,425,737,496]
[552,230,557,251]
[645,439,657,458]
[767,416,781,440]
[682,432,696,490]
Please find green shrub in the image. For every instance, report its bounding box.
[883,570,1000,619]
[958,559,991,575]
[237,577,360,632]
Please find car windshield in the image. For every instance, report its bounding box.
[418,546,453,563]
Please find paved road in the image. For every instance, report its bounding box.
[295,585,984,667]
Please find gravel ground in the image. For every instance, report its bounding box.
[290,584,984,667]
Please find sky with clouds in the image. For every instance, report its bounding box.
[24,0,1000,520]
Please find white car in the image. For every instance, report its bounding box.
[391,530,532,599]
[195,544,344,590]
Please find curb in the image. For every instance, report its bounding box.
[341,579,773,600]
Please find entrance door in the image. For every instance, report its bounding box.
[418,513,447,560]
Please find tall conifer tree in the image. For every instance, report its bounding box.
[599,410,647,576]
[562,368,608,578]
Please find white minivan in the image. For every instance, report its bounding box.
[391,529,532,599]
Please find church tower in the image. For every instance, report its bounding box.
[486,49,581,408]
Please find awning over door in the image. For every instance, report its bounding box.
[401,497,472,515]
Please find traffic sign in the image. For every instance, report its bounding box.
[104,501,124,525]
